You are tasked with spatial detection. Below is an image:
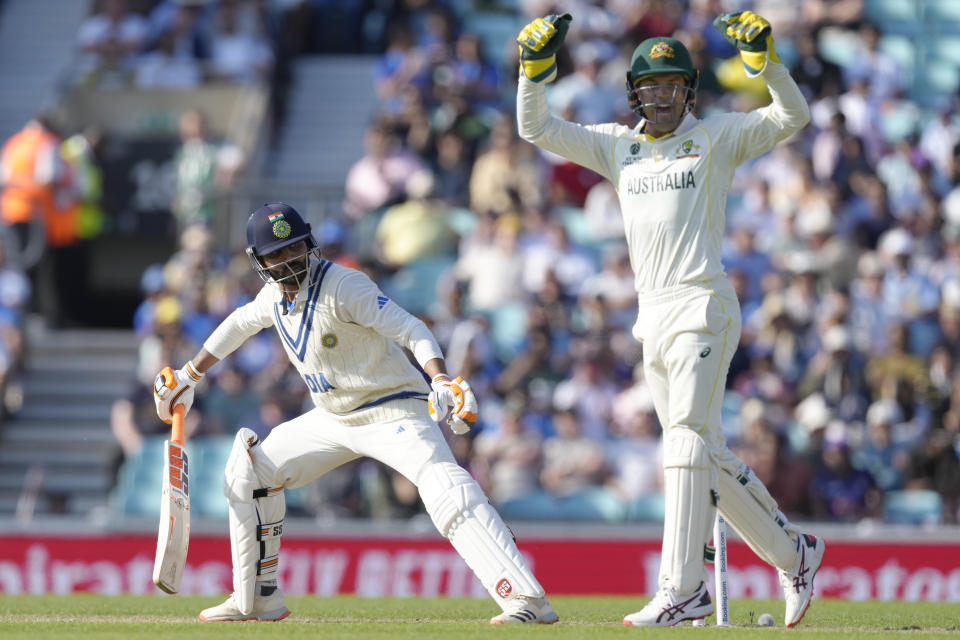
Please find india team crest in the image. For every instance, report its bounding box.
[321,333,338,348]
[650,41,674,59]
[272,220,291,239]
[269,211,291,238]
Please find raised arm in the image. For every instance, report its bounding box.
[713,11,811,163]
[515,13,622,182]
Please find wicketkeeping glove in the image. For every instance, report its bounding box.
[516,13,572,83]
[153,362,204,424]
[427,374,478,435]
[713,11,781,77]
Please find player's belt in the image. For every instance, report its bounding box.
[354,391,428,411]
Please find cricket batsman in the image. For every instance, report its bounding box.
[153,203,558,624]
[515,11,825,627]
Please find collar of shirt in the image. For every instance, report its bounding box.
[635,112,699,142]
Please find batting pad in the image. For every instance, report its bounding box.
[661,427,715,594]
[224,428,285,614]
[417,461,543,602]
[715,460,797,570]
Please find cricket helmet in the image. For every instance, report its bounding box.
[625,37,699,122]
[245,202,319,287]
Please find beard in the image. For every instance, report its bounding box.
[269,256,309,289]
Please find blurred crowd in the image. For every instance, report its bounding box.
[112,0,960,525]
[75,0,278,89]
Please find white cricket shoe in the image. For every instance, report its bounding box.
[623,581,714,627]
[199,584,290,622]
[779,533,826,628]
[489,595,559,625]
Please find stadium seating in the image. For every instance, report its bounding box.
[625,493,666,523]
[866,0,920,23]
[382,256,457,316]
[926,0,960,24]
[109,436,170,517]
[883,489,944,525]
[485,301,529,361]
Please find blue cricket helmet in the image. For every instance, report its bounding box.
[245,202,320,289]
[245,202,316,257]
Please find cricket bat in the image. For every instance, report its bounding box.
[153,402,190,593]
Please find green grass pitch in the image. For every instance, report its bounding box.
[1,595,957,639]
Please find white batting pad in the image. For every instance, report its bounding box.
[661,427,715,594]
[418,461,543,602]
[715,459,797,570]
[223,428,285,614]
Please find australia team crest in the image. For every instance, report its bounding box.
[650,41,675,59]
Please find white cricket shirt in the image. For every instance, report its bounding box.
[203,259,443,422]
[517,62,809,296]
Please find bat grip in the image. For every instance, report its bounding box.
[171,405,185,445]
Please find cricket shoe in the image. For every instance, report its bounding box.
[489,595,559,624]
[199,584,290,622]
[779,533,826,628]
[622,581,713,627]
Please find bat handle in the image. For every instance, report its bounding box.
[171,404,186,445]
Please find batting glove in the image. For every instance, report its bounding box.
[517,13,572,83]
[153,362,204,424]
[427,374,478,435]
[713,11,781,77]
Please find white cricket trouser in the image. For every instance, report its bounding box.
[258,403,452,489]
[248,400,546,606]
[633,277,798,592]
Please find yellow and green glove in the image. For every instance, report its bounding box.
[713,11,780,77]
[516,13,572,83]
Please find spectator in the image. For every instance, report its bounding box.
[455,213,526,312]
[553,353,618,442]
[797,324,868,422]
[429,130,472,208]
[471,398,544,505]
[540,407,609,497]
[865,322,930,403]
[171,109,243,229]
[446,32,500,108]
[0,114,82,327]
[76,0,149,87]
[549,41,619,125]
[852,399,911,492]
[723,220,773,307]
[468,114,542,217]
[522,220,596,298]
[810,422,882,522]
[136,29,203,88]
[606,383,663,508]
[207,0,275,84]
[904,429,960,523]
[849,251,890,354]
[344,120,423,219]
[374,168,455,267]
[842,23,903,101]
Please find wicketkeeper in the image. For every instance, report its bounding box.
[515,11,826,627]
[153,203,558,624]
